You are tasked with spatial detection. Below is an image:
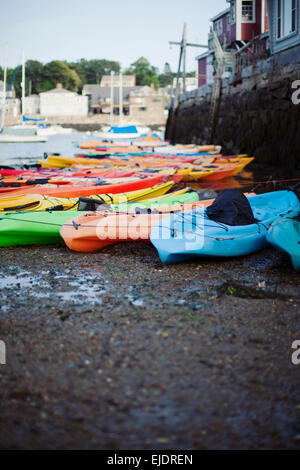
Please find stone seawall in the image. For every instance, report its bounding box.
[166,46,300,171]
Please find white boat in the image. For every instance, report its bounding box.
[96,125,150,141]
[0,133,47,143]
[36,125,73,136]
[0,52,48,143]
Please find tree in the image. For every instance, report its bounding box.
[40,61,81,92]
[158,72,175,88]
[25,60,44,95]
[68,59,120,87]
[125,57,159,89]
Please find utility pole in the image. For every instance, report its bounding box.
[169,23,208,108]
[182,23,187,92]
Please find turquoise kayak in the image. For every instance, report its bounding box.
[150,191,300,264]
[267,209,300,270]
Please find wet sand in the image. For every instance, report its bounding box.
[0,242,299,449]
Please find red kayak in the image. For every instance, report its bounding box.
[0,174,182,198]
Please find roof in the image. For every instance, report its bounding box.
[40,87,74,95]
[210,7,230,22]
[100,75,136,87]
[196,50,214,60]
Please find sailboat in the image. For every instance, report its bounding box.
[96,71,149,141]
[0,52,47,143]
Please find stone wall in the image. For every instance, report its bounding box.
[166,45,300,170]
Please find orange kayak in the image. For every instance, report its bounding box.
[60,193,255,252]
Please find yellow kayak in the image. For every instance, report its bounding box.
[231,157,254,174]
[183,170,214,182]
[0,181,176,212]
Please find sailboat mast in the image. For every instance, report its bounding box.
[110,70,114,127]
[21,51,25,119]
[119,72,123,123]
[1,54,7,130]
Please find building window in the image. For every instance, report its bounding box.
[231,1,236,23]
[242,0,256,22]
[227,13,231,31]
[277,0,297,38]
[215,19,223,35]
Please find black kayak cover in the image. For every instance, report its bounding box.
[206,189,255,226]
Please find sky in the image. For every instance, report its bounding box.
[0,0,227,73]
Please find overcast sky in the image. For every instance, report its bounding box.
[0,0,227,72]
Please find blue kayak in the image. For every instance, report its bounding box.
[150,190,300,264]
[267,209,300,271]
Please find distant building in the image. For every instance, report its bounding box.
[100,74,136,87]
[82,84,165,123]
[23,95,40,115]
[82,84,137,114]
[39,84,88,117]
[129,86,165,123]
[0,81,16,99]
[171,77,198,93]
[0,81,20,119]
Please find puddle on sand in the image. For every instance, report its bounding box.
[0,269,108,306]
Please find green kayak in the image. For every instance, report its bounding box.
[111,189,199,211]
[267,209,300,270]
[0,191,199,247]
[0,211,88,247]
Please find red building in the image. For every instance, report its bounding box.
[197,0,269,87]
[214,1,268,46]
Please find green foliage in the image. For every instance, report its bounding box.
[25,60,45,94]
[158,72,175,88]
[40,61,81,92]
[1,56,195,97]
[125,57,159,89]
[68,59,120,90]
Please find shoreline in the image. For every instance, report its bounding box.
[0,241,299,449]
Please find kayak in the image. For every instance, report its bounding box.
[0,210,88,246]
[0,175,145,188]
[0,181,175,212]
[110,188,199,211]
[0,190,198,247]
[0,174,177,198]
[59,193,254,253]
[150,190,300,264]
[267,209,300,270]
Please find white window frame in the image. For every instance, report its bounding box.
[215,19,223,35]
[241,0,256,23]
[276,0,298,39]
